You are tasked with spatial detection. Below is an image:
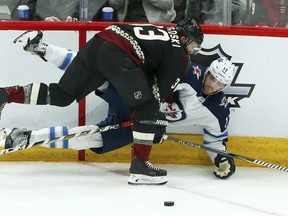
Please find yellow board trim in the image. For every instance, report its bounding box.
[0,134,288,168]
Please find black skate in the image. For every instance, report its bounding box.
[4,128,31,149]
[13,30,47,61]
[128,157,168,185]
[0,88,9,120]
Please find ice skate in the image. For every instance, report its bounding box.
[128,157,167,185]
[4,128,31,149]
[13,30,47,61]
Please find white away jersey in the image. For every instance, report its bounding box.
[161,62,231,148]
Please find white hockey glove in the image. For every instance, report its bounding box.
[213,154,235,179]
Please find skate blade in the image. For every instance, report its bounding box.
[128,174,168,185]
[13,30,39,47]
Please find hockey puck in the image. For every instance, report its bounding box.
[164,201,174,206]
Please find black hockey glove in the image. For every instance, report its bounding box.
[153,119,168,144]
[213,154,236,179]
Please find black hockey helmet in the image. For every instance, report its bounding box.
[176,18,204,46]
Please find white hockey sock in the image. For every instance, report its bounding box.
[44,45,77,71]
[30,125,103,150]
[204,142,226,162]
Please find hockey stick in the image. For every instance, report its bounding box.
[163,135,288,173]
[0,121,132,155]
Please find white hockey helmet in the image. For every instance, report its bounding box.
[208,57,235,85]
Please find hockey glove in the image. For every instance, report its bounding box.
[213,154,235,179]
[153,119,168,144]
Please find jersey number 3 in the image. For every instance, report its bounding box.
[133,26,170,41]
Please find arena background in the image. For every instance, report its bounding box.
[0,22,287,168]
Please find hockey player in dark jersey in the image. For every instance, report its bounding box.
[2,29,235,181]
[0,18,204,185]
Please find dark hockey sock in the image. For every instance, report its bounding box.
[132,143,152,161]
[6,86,25,104]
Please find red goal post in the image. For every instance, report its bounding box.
[0,21,288,161]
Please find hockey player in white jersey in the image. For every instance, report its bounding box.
[1,30,235,181]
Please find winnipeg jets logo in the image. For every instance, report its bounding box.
[160,102,184,121]
[191,44,255,108]
[193,66,202,80]
[219,96,229,108]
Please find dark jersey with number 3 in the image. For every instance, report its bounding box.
[97,24,189,102]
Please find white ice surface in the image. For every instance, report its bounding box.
[0,162,286,216]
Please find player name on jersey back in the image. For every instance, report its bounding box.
[167,27,181,48]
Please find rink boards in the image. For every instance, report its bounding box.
[0,134,287,168]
